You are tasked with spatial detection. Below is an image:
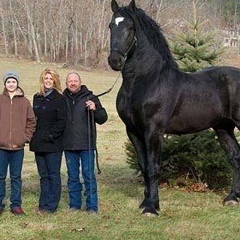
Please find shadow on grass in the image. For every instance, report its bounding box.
[97,161,143,199]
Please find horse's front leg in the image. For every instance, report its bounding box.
[140,129,163,216]
[126,130,151,209]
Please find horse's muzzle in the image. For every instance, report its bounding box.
[108,51,125,71]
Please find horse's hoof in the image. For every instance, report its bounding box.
[142,207,159,216]
[223,200,239,206]
[144,212,158,217]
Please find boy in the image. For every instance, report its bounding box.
[0,70,36,215]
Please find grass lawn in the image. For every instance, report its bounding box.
[0,56,240,240]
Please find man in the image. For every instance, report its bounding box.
[63,72,108,213]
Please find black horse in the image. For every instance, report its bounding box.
[108,0,240,216]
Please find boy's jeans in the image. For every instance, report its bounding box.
[0,149,24,209]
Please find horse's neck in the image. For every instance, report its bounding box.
[134,27,178,73]
[124,41,163,77]
[121,28,177,89]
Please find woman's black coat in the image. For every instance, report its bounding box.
[63,85,108,151]
[30,89,67,153]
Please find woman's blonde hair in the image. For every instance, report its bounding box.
[39,68,62,96]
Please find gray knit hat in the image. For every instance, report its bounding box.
[3,70,19,85]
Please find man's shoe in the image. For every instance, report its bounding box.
[86,209,98,215]
[37,208,54,215]
[10,206,25,215]
[37,209,47,216]
[69,207,81,212]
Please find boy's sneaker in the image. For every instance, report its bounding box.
[10,206,25,215]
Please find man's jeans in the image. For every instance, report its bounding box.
[65,150,98,212]
[0,149,24,209]
[35,152,62,212]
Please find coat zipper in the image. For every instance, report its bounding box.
[10,98,13,150]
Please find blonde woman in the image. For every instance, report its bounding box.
[30,68,66,214]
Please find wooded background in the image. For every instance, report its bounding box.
[0,0,239,69]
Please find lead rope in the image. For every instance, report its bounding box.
[87,106,95,210]
[87,72,122,176]
[87,105,101,175]
[90,71,121,100]
[91,110,101,174]
[88,59,127,174]
[85,36,138,179]
[90,36,137,100]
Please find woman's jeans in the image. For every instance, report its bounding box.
[0,149,24,209]
[35,152,62,212]
[64,150,98,212]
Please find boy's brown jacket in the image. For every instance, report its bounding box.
[0,87,36,150]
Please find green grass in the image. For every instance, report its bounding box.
[0,56,240,240]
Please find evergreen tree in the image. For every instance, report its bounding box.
[170,0,225,72]
[125,131,233,190]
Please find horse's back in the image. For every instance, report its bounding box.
[117,65,240,134]
[166,66,240,134]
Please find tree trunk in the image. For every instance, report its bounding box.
[0,0,9,55]
[25,0,40,62]
[10,0,18,56]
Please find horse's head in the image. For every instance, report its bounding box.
[108,0,137,71]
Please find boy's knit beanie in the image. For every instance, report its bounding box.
[3,70,19,85]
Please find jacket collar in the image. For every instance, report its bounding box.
[36,88,60,100]
[3,86,24,98]
[63,85,92,99]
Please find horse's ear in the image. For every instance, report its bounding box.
[129,0,136,12]
[111,0,119,13]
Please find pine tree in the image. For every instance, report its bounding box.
[171,0,225,72]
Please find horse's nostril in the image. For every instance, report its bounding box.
[108,53,124,71]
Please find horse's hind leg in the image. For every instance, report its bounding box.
[215,127,240,205]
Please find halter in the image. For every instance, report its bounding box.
[111,35,137,61]
[91,35,137,100]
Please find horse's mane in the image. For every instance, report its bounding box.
[118,6,178,69]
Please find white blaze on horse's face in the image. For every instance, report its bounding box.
[115,17,124,26]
